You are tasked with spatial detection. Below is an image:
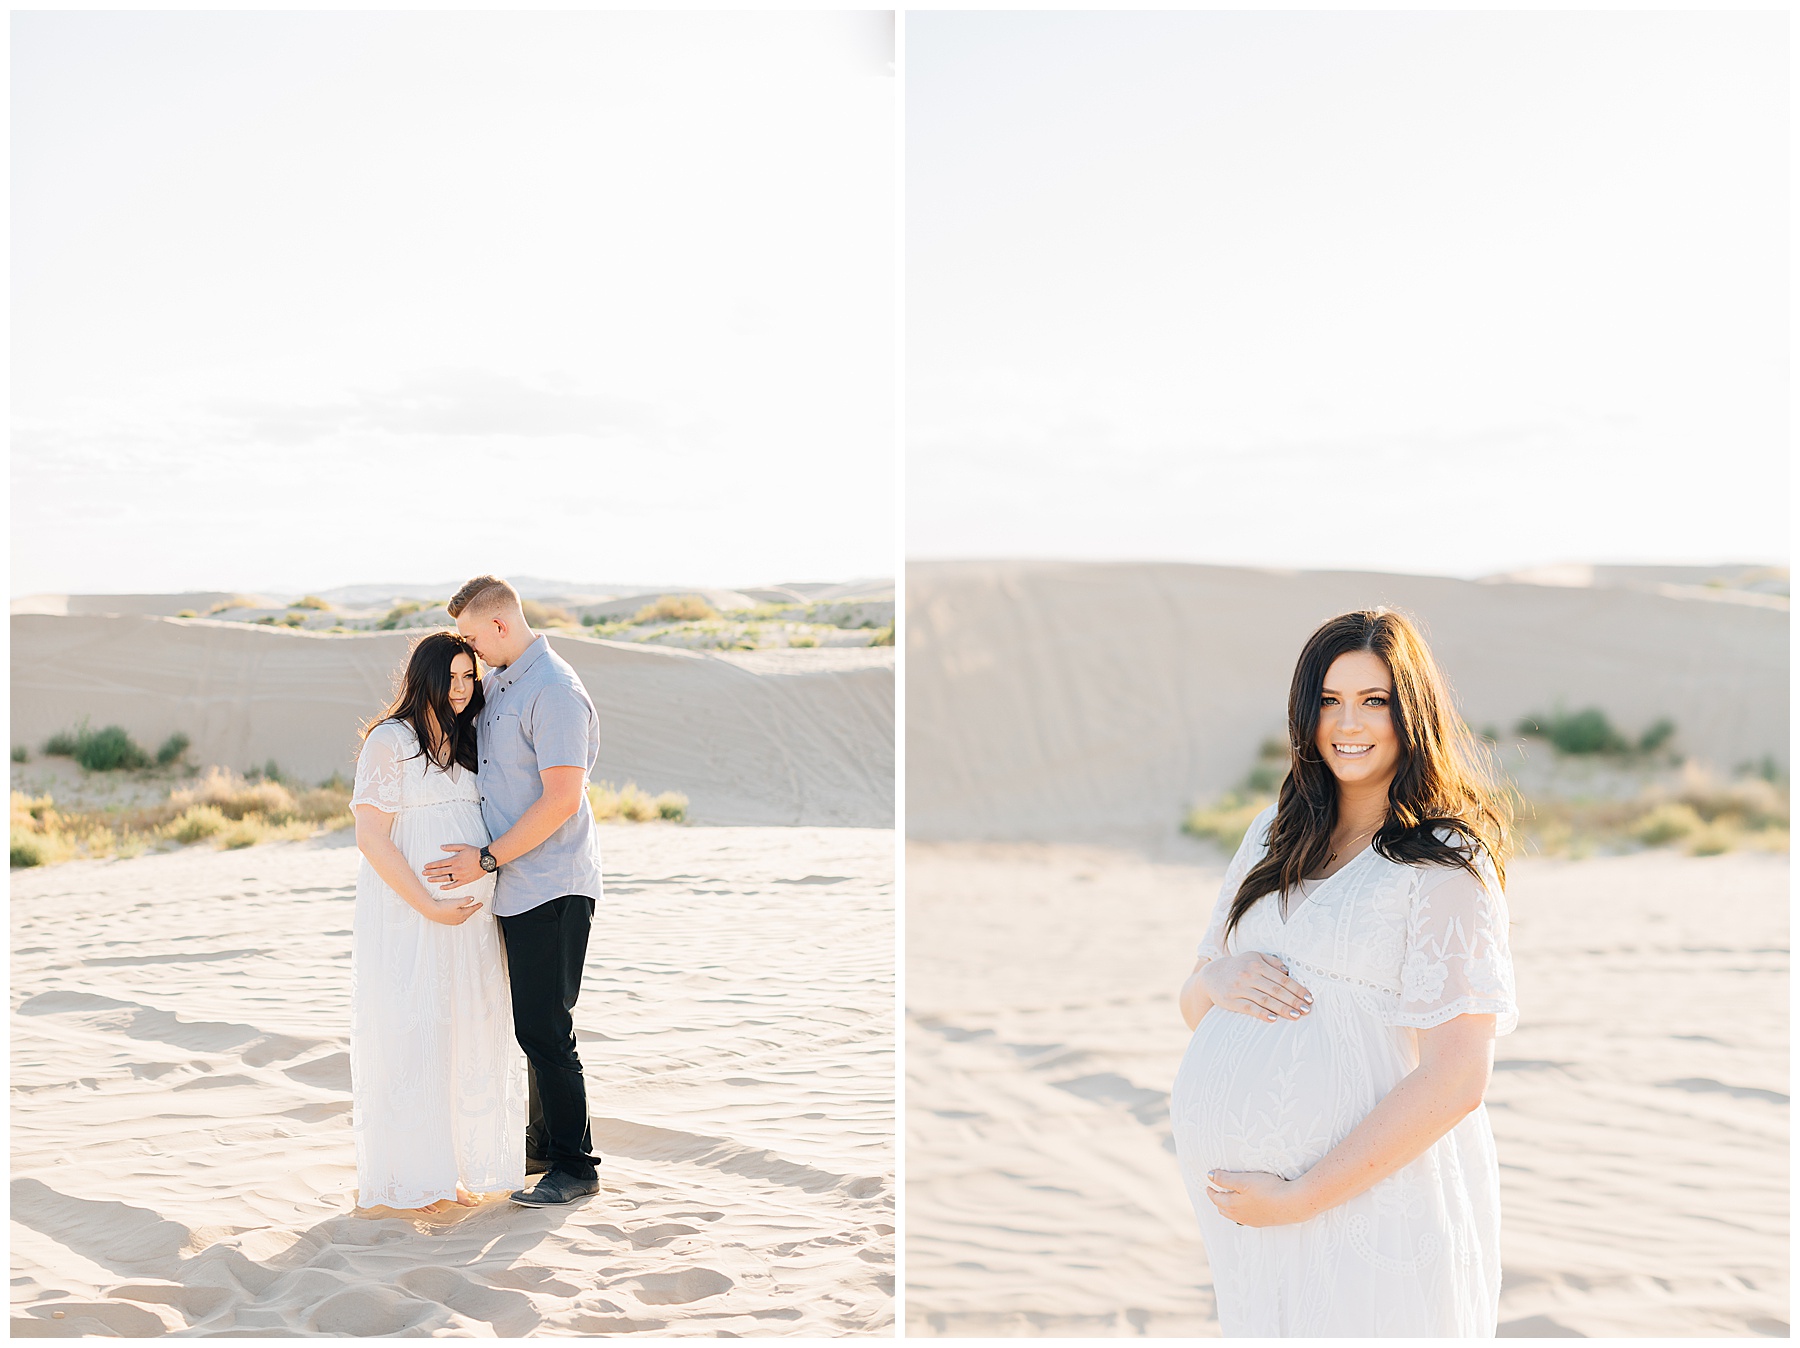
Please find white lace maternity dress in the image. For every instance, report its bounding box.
[1170,803,1518,1337]
[349,719,526,1208]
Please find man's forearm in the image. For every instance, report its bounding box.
[489,791,582,867]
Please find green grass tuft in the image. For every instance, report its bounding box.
[1515,708,1632,755]
[73,725,151,772]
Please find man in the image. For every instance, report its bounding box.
[424,574,605,1207]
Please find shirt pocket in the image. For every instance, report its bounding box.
[479,711,525,764]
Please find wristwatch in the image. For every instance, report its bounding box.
[478,846,498,874]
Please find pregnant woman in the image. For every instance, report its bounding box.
[349,631,526,1211]
[1171,608,1518,1336]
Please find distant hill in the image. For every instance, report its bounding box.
[907,559,1788,843]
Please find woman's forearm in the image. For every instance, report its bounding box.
[1293,1036,1491,1217]
[1179,959,1216,1031]
[358,831,444,919]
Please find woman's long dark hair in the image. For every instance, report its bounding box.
[361,631,482,772]
[1225,608,1510,941]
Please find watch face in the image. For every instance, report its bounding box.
[480,850,497,872]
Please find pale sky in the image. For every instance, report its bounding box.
[907,11,1788,577]
[13,12,895,596]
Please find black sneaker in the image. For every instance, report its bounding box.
[509,1169,600,1207]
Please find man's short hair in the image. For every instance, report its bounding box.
[447,575,521,619]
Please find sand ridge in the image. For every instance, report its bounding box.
[905,560,1788,843]
[904,841,1787,1338]
[12,825,895,1336]
[11,615,895,826]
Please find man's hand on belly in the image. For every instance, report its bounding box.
[425,843,486,890]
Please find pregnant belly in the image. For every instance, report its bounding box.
[393,802,497,910]
[1171,991,1411,1180]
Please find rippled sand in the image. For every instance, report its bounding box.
[12,825,894,1336]
[905,843,1787,1337]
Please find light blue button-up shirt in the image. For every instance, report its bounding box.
[476,635,605,917]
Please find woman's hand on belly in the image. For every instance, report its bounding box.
[1205,1169,1319,1228]
[1198,952,1314,1024]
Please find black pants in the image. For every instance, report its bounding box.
[498,894,600,1179]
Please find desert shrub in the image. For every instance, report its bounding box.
[74,725,151,772]
[1515,708,1630,756]
[521,599,575,627]
[869,623,895,647]
[588,781,688,824]
[12,746,27,764]
[294,784,353,825]
[1686,821,1739,857]
[219,816,268,849]
[377,601,424,630]
[166,804,229,843]
[1183,791,1277,851]
[632,595,717,623]
[1241,738,1291,794]
[170,767,299,822]
[176,609,198,619]
[790,633,819,648]
[12,792,106,866]
[1637,718,1676,754]
[290,595,332,610]
[43,730,79,757]
[278,613,305,628]
[722,603,798,621]
[1517,763,1789,858]
[1673,766,1786,830]
[155,732,191,767]
[1632,802,1703,846]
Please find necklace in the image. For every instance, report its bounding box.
[1326,823,1379,867]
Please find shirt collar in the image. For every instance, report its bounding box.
[487,634,549,691]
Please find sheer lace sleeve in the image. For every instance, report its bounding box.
[1196,803,1278,962]
[350,721,407,813]
[1389,854,1518,1036]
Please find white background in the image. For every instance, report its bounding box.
[908,11,1788,577]
[13,12,896,595]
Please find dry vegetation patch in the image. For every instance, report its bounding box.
[11,768,353,869]
[1183,738,1788,861]
[588,780,688,823]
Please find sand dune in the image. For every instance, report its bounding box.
[906,560,1788,843]
[10,615,893,826]
[11,824,894,1337]
[905,841,1787,1338]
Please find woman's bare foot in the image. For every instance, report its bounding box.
[452,1184,478,1207]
